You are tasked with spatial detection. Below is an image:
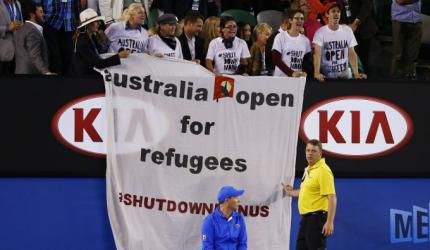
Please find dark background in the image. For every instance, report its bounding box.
[1,76,428,177]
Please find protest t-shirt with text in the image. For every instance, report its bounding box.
[272,31,311,77]
[206,37,251,74]
[105,22,149,53]
[148,34,183,59]
[313,25,357,79]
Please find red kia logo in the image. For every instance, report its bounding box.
[52,94,169,158]
[52,94,106,158]
[300,96,414,159]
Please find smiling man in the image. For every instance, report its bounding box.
[148,13,183,59]
[178,10,204,64]
[201,186,247,250]
[283,139,337,250]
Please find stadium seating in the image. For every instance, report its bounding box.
[256,10,283,30]
[220,9,257,27]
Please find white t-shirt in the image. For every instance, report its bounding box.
[313,24,358,79]
[147,34,183,59]
[272,31,311,77]
[105,22,149,53]
[206,37,251,74]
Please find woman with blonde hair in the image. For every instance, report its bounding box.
[249,23,272,75]
[200,16,220,58]
[105,3,149,53]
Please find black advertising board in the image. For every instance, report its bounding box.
[1,76,428,177]
[296,80,429,177]
[1,76,106,176]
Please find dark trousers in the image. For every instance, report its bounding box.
[0,61,14,76]
[355,35,372,73]
[391,20,422,78]
[296,211,327,250]
[43,24,74,75]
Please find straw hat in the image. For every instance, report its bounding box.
[77,8,105,29]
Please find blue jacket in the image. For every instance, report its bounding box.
[201,207,247,250]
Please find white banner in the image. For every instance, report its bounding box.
[102,54,306,250]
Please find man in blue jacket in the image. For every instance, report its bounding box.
[201,186,247,250]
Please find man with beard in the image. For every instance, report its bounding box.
[201,186,247,250]
[178,10,204,64]
[14,1,53,74]
[312,1,366,81]
[148,13,183,59]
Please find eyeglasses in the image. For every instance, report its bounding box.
[224,25,237,29]
[293,17,305,21]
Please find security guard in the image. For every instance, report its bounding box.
[201,186,247,250]
[283,139,337,250]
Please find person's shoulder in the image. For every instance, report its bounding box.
[177,32,186,41]
[14,22,28,35]
[276,30,288,40]
[313,25,326,39]
[211,37,222,43]
[208,37,221,47]
[272,29,281,37]
[148,34,159,41]
[106,22,125,32]
[235,37,247,45]
[141,27,149,36]
[340,24,354,33]
[299,33,310,42]
[233,211,246,223]
[202,211,216,224]
[76,33,91,44]
[319,160,333,174]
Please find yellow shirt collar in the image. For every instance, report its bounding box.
[303,158,325,177]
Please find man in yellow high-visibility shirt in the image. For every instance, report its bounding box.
[283,139,337,250]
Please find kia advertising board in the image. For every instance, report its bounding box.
[300,96,413,159]
[1,76,428,177]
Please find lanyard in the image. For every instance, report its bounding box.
[344,0,352,18]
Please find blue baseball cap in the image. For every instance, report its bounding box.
[217,186,245,203]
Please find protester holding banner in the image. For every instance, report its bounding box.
[205,16,251,75]
[105,3,149,54]
[201,186,247,250]
[70,8,129,75]
[272,9,311,78]
[283,139,337,250]
[312,1,366,81]
[147,13,183,59]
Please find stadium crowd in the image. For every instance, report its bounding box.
[0,0,427,80]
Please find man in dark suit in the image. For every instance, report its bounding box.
[178,10,205,65]
[14,1,53,74]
